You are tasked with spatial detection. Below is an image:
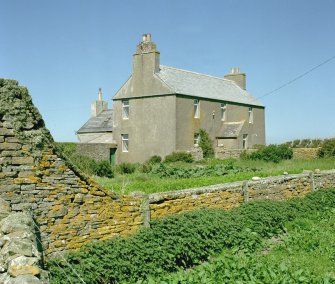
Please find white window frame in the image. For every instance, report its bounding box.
[194,99,200,118]
[248,107,253,124]
[242,134,248,149]
[121,134,129,152]
[194,133,200,146]
[221,103,227,121]
[122,100,129,119]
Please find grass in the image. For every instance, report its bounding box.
[141,205,335,283]
[94,158,335,194]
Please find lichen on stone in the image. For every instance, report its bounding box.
[0,79,54,158]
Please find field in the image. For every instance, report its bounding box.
[49,188,335,283]
[95,158,335,194]
[55,142,335,195]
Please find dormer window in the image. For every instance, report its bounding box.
[194,99,200,118]
[221,103,227,121]
[122,100,129,119]
[248,107,253,124]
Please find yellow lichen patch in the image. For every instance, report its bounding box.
[57,164,67,172]
[14,176,41,184]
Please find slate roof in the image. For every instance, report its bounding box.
[217,121,245,138]
[77,109,113,134]
[156,66,264,107]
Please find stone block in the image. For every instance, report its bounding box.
[11,157,34,165]
[9,274,42,284]
[7,256,40,277]
[0,128,14,136]
[0,143,21,150]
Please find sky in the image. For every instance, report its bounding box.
[1,0,335,143]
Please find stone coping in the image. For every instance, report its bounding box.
[148,169,335,203]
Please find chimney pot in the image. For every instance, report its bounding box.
[142,33,151,42]
[98,88,102,101]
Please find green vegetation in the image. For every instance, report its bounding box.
[145,200,335,283]
[95,158,335,194]
[283,138,324,148]
[55,142,335,195]
[49,189,335,284]
[318,138,335,158]
[164,151,194,163]
[245,144,293,163]
[55,142,113,177]
[199,129,214,158]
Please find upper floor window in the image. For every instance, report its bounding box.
[248,107,253,124]
[194,133,200,146]
[221,103,227,121]
[121,134,129,152]
[194,99,200,118]
[122,100,129,119]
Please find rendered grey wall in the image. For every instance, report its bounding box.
[113,95,177,163]
[175,95,265,151]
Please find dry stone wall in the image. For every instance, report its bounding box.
[148,170,335,219]
[292,148,319,159]
[0,198,48,284]
[0,79,144,258]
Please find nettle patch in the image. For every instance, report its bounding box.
[150,161,260,179]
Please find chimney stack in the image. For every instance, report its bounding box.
[224,67,246,90]
[133,33,160,81]
[91,88,108,117]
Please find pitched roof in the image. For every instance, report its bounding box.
[77,109,113,134]
[156,66,264,107]
[217,121,245,138]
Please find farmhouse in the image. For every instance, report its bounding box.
[77,34,265,164]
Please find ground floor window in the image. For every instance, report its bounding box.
[194,133,200,146]
[121,134,129,152]
[242,134,248,149]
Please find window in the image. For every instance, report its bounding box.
[242,134,248,149]
[194,99,200,118]
[122,100,129,119]
[121,134,129,152]
[194,133,200,146]
[221,103,227,121]
[248,107,253,124]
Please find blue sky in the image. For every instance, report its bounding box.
[1,0,335,143]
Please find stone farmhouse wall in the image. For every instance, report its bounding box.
[1,79,334,262]
[76,143,115,162]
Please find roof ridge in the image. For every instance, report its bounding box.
[159,65,235,84]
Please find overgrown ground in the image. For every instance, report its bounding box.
[49,189,335,283]
[55,142,335,195]
[142,204,335,283]
[95,158,335,194]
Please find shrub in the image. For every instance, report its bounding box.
[310,139,322,148]
[164,152,194,163]
[248,144,293,163]
[48,189,335,283]
[118,162,136,174]
[93,160,114,178]
[147,155,162,164]
[199,129,214,158]
[318,138,335,158]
